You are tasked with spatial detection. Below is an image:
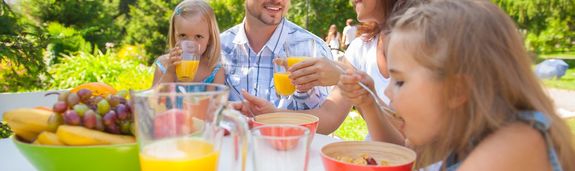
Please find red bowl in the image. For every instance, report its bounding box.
[253,112,319,140]
[321,141,416,171]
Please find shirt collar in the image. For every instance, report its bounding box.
[233,18,289,55]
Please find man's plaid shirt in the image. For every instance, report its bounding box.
[220,18,333,110]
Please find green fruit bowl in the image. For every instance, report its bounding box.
[13,137,140,171]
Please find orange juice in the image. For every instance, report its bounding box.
[274,72,295,96]
[140,138,219,171]
[287,57,306,68]
[176,60,199,81]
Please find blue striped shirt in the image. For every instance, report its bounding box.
[220,18,333,110]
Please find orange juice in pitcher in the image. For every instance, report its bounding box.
[176,60,199,81]
[140,138,219,171]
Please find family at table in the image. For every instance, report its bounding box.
[148,0,575,170]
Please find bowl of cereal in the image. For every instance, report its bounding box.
[321,141,416,171]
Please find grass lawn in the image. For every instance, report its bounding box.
[542,68,575,90]
[333,111,368,141]
[540,52,575,59]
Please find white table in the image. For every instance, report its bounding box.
[0,134,340,171]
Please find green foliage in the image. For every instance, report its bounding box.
[0,1,48,92]
[210,0,245,32]
[0,121,12,139]
[45,22,92,65]
[48,48,153,91]
[333,111,368,141]
[288,0,356,38]
[18,0,125,50]
[123,0,179,65]
[494,0,575,53]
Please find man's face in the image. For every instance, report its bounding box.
[246,0,289,25]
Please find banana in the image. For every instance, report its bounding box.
[3,108,53,134]
[57,125,135,146]
[11,126,40,142]
[35,131,65,145]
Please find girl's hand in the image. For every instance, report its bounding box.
[337,69,377,107]
[288,58,342,91]
[164,46,183,71]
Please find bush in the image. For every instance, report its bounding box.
[18,0,124,51]
[48,48,153,91]
[45,22,92,65]
[0,1,48,92]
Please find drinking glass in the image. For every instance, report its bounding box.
[176,40,201,81]
[273,58,295,103]
[284,38,317,68]
[251,124,310,171]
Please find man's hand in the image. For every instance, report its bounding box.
[289,58,342,91]
[229,90,278,117]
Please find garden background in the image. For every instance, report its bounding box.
[1,0,574,140]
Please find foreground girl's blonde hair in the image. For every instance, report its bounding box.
[168,0,221,70]
[390,0,575,169]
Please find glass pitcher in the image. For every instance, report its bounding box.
[132,83,249,171]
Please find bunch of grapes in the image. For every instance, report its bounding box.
[51,89,134,135]
[0,121,13,139]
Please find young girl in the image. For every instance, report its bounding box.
[340,0,575,170]
[152,0,224,87]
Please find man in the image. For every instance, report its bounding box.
[341,18,357,49]
[220,0,333,110]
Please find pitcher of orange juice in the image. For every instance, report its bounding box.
[132,83,249,171]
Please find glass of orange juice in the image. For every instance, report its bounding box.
[132,83,249,171]
[176,40,201,81]
[273,58,296,98]
[284,38,317,68]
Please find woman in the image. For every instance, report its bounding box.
[325,24,341,58]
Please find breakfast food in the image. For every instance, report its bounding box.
[334,153,389,166]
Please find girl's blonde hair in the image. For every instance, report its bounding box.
[390,0,575,169]
[168,0,221,70]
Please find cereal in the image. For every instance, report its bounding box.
[334,153,389,166]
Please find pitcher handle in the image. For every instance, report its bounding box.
[220,109,250,171]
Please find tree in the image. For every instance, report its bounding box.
[0,0,48,92]
[17,0,126,63]
[494,0,575,54]
[210,0,245,32]
[288,0,356,38]
[123,0,179,65]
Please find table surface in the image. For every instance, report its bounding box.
[0,134,341,171]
